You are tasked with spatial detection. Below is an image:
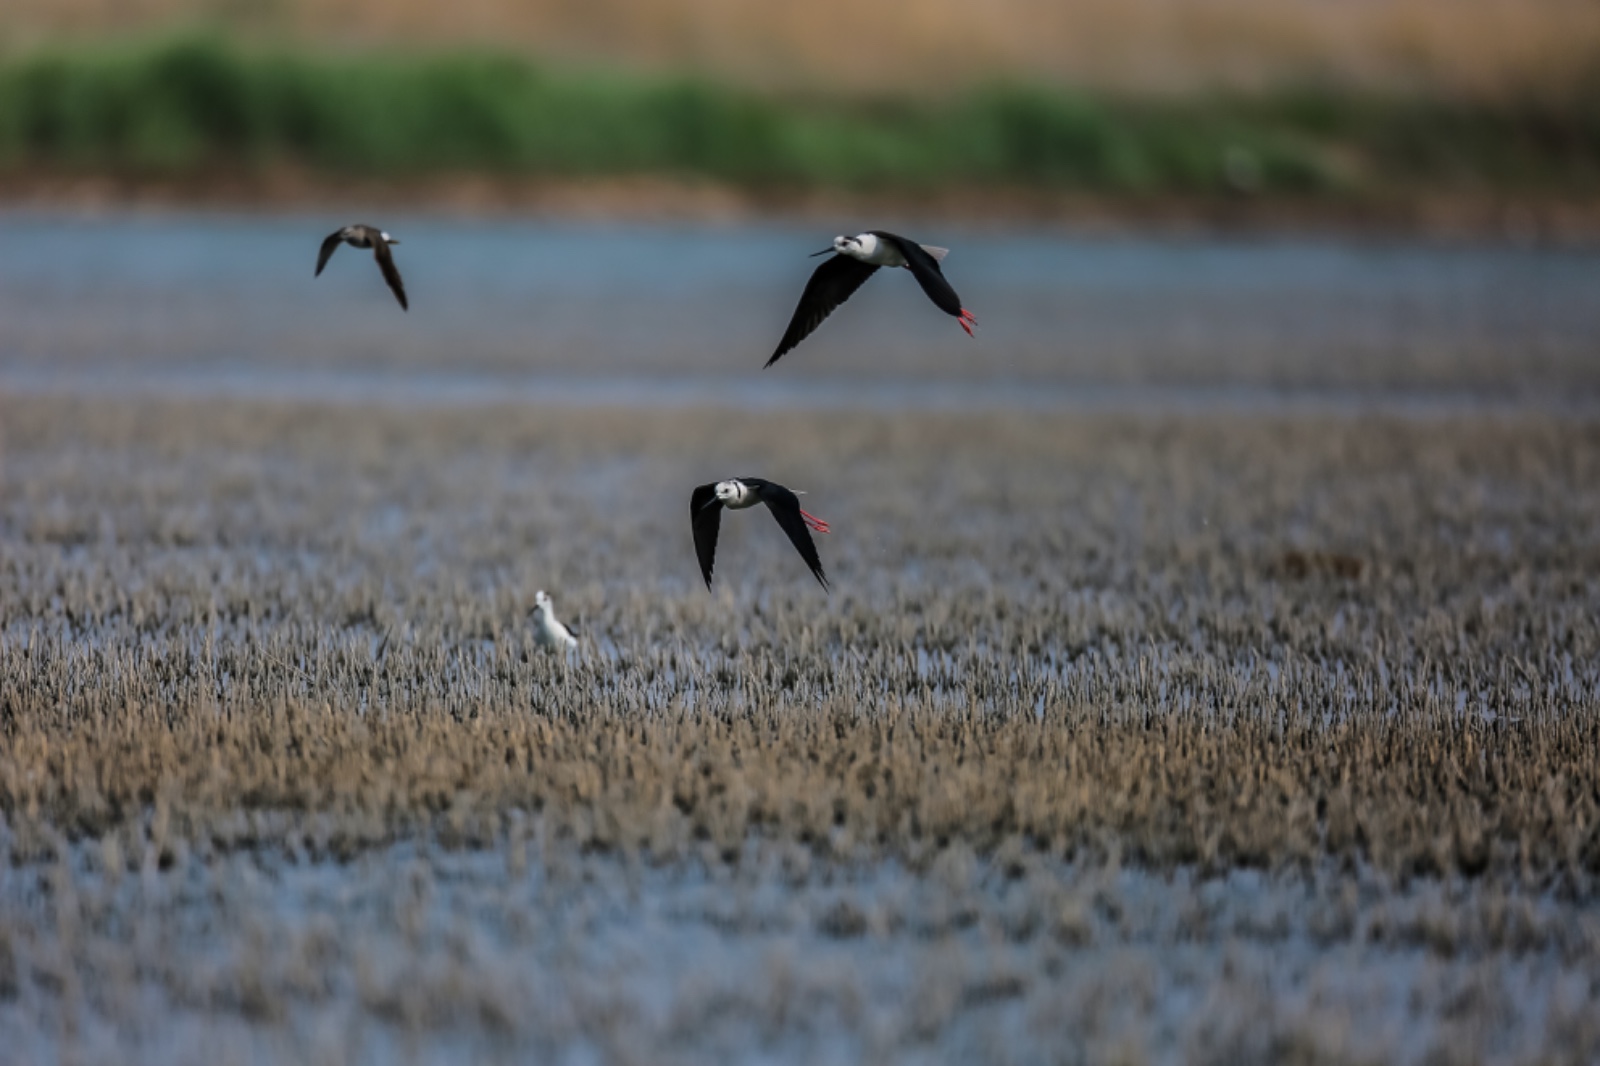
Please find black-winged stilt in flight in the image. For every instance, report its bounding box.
[315,224,408,310]
[529,590,579,651]
[691,478,831,591]
[766,231,976,368]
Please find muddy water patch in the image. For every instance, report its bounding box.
[1,833,1595,1065]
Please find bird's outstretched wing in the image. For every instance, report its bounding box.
[372,240,409,311]
[755,481,829,590]
[766,254,880,368]
[876,232,962,316]
[690,483,724,590]
[315,230,344,277]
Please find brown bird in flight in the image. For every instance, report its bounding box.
[315,224,408,310]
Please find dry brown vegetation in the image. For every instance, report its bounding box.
[1,393,1597,1060]
[8,0,1600,96]
[2,395,1596,880]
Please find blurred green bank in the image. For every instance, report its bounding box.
[1,36,1596,200]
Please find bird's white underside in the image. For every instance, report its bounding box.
[531,591,579,650]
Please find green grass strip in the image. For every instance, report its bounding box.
[0,35,1596,195]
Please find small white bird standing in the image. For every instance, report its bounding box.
[529,590,579,651]
[315,223,408,310]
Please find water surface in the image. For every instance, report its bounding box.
[3,212,1598,412]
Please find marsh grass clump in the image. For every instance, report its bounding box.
[0,394,1595,883]
[3,686,1597,888]
[0,393,1597,1060]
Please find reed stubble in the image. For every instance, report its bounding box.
[2,393,1598,1061]
[0,395,1595,884]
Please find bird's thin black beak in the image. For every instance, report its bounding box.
[808,248,834,257]
[699,497,722,513]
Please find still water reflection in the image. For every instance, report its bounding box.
[2,211,1597,410]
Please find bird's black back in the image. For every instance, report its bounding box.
[874,232,963,317]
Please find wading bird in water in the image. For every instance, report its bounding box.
[691,477,831,591]
[529,590,579,652]
[315,224,408,310]
[766,231,976,368]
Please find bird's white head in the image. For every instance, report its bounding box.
[381,231,398,244]
[714,479,749,506]
[812,233,874,261]
[533,590,551,613]
[837,232,878,259]
[840,232,876,255]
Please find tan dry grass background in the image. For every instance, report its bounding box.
[8,0,1600,96]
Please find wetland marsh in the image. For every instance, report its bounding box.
[0,214,1597,1063]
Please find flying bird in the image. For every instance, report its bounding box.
[766,231,976,368]
[529,589,579,652]
[315,224,408,310]
[691,477,831,591]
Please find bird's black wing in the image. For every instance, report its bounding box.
[766,254,880,368]
[315,230,344,277]
[876,231,963,317]
[690,483,724,590]
[754,481,829,591]
[372,240,409,311]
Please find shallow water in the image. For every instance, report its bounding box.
[3,211,1599,407]
[2,832,1593,1066]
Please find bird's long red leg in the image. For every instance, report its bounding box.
[800,508,831,534]
[957,308,977,337]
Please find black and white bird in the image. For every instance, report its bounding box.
[315,224,408,310]
[766,231,976,368]
[691,477,831,591]
[528,590,579,651]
